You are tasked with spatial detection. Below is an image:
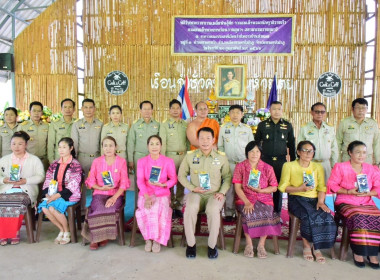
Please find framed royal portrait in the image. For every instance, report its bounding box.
[215,64,247,100]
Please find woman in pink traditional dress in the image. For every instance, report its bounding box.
[135,135,177,253]
[81,136,129,250]
[328,140,380,269]
[233,140,281,258]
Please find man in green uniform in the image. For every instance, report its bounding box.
[17,101,49,170]
[71,98,103,213]
[127,101,160,173]
[159,99,189,218]
[255,101,296,214]
[298,102,338,181]
[337,98,380,165]
[48,98,76,163]
[179,127,231,259]
[218,105,254,221]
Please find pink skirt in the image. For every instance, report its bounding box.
[135,195,172,246]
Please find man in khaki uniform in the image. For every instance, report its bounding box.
[17,101,49,170]
[101,105,129,161]
[298,102,338,181]
[127,101,160,172]
[179,127,231,259]
[71,98,103,212]
[48,98,76,163]
[159,99,189,218]
[0,107,19,157]
[218,105,254,221]
[337,98,380,164]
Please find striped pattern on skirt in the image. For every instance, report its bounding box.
[135,195,172,246]
[336,203,380,256]
[81,195,123,243]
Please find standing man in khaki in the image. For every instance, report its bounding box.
[71,98,103,213]
[218,105,254,222]
[17,101,49,170]
[159,99,189,218]
[127,100,160,174]
[179,127,231,259]
[48,98,76,164]
[337,98,380,164]
[298,102,338,181]
[187,101,220,150]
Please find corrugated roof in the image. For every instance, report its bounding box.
[0,0,54,82]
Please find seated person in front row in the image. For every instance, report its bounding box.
[233,140,281,259]
[278,140,337,264]
[38,137,82,245]
[328,141,380,269]
[178,127,231,259]
[135,135,177,253]
[0,131,45,245]
[81,136,129,250]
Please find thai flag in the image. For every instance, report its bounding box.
[266,75,278,109]
[177,77,194,120]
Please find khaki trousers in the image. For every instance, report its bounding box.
[224,161,236,216]
[184,192,225,248]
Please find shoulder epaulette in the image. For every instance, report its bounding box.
[0,120,4,126]
[221,123,227,127]
[133,119,139,124]
[104,123,110,127]
[217,150,226,156]
[162,119,168,123]
[243,123,251,128]
[187,150,195,154]
[326,123,334,127]
[301,123,307,128]
[74,119,80,123]
[21,120,29,126]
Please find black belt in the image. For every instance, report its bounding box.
[263,155,286,161]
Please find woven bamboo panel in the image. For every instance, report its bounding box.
[374,7,380,126]
[14,0,77,114]
[14,0,368,136]
[82,0,367,133]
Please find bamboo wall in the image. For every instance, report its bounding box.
[374,4,380,126]
[14,0,370,137]
[14,0,77,114]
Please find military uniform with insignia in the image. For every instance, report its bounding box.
[298,121,338,180]
[255,118,296,213]
[101,122,129,160]
[47,117,76,163]
[17,120,49,170]
[0,121,18,157]
[159,117,188,210]
[217,122,254,216]
[71,118,103,212]
[127,118,160,168]
[336,116,380,164]
[178,149,232,248]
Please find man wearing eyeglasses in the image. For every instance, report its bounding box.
[336,98,380,164]
[298,102,338,180]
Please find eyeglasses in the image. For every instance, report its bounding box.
[313,110,326,115]
[353,106,368,111]
[301,149,315,154]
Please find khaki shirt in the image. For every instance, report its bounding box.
[298,121,338,166]
[127,118,160,162]
[159,118,189,155]
[336,116,380,163]
[47,117,76,163]
[71,118,103,157]
[218,122,254,163]
[0,121,18,157]
[17,120,49,159]
[178,149,232,195]
[101,122,129,160]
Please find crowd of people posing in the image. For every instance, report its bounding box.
[0,97,379,269]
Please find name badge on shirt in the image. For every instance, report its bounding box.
[225,129,231,134]
[168,123,174,129]
[193,156,200,164]
[212,158,221,165]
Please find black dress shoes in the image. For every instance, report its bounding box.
[367,257,380,269]
[353,256,365,268]
[186,244,196,258]
[208,246,218,259]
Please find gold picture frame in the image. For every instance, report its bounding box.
[215,64,247,100]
